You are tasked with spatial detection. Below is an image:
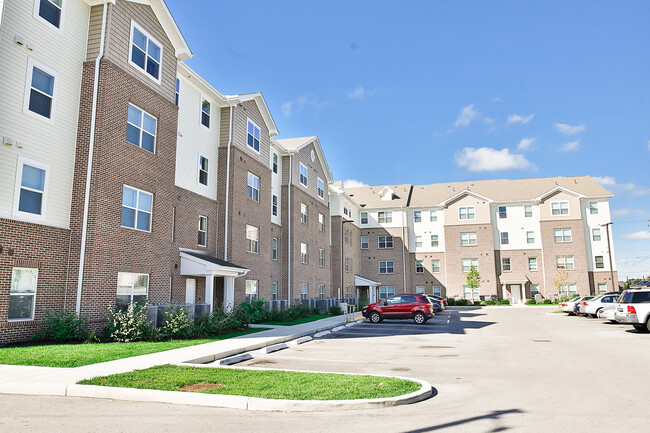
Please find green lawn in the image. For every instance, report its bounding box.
[79,364,421,400]
[260,314,331,326]
[0,328,267,368]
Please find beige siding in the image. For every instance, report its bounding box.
[444,194,491,225]
[231,100,271,166]
[539,190,582,221]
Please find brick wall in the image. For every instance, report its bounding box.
[540,220,591,296]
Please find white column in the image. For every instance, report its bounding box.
[521,284,526,303]
[205,276,214,313]
[224,276,235,312]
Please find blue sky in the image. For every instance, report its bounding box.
[167,0,650,278]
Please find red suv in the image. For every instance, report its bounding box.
[362,294,434,324]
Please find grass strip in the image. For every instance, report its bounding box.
[260,314,331,326]
[79,364,421,400]
[0,328,267,368]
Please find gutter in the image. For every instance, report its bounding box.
[401,206,407,293]
[223,104,234,261]
[76,1,108,315]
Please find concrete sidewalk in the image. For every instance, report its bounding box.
[0,314,363,397]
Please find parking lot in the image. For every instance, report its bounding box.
[2,306,649,432]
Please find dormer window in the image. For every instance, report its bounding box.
[378,186,394,201]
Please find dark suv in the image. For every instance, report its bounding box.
[362,294,434,324]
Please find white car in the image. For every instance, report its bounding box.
[580,293,621,317]
[597,304,617,322]
[559,297,583,314]
[614,289,650,332]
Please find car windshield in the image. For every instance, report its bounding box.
[569,297,580,302]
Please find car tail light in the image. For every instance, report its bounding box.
[560,303,566,307]
[628,306,637,315]
[583,302,588,306]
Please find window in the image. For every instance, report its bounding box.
[121,185,152,232]
[14,158,48,217]
[299,163,308,187]
[343,207,349,216]
[361,236,369,249]
[500,232,509,245]
[345,256,350,272]
[319,213,325,232]
[498,206,507,218]
[345,286,350,297]
[301,203,308,224]
[588,201,598,215]
[416,286,425,294]
[247,172,259,201]
[595,256,605,269]
[598,283,607,293]
[127,103,156,152]
[272,195,278,217]
[463,285,480,300]
[361,212,368,224]
[378,211,392,223]
[378,236,393,249]
[431,235,439,247]
[462,258,479,273]
[530,284,540,297]
[319,284,325,299]
[502,258,511,272]
[129,21,162,82]
[556,255,575,270]
[528,257,538,271]
[524,204,533,218]
[116,272,148,306]
[320,249,326,267]
[272,282,278,300]
[317,177,325,199]
[430,209,438,222]
[460,232,477,246]
[432,260,440,273]
[344,228,350,243]
[246,225,259,254]
[36,0,63,29]
[9,268,38,320]
[245,280,258,303]
[272,153,278,174]
[301,283,308,300]
[559,283,578,297]
[25,59,57,120]
[415,260,424,274]
[459,206,476,220]
[592,228,601,241]
[247,119,260,152]
[198,155,208,186]
[379,261,394,274]
[379,286,395,299]
[414,211,422,222]
[415,236,422,248]
[201,98,210,128]
[433,286,442,296]
[301,243,308,264]
[198,216,207,247]
[554,228,572,243]
[551,201,569,216]
[272,238,278,261]
[527,231,535,244]
[175,78,180,106]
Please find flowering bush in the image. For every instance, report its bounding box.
[161,305,191,339]
[106,302,150,342]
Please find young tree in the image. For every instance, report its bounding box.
[554,269,569,299]
[466,265,481,301]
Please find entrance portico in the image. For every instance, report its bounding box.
[499,273,529,305]
[355,275,381,304]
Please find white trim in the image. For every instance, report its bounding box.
[121,185,153,232]
[8,267,39,322]
[197,215,207,247]
[550,200,570,216]
[127,103,157,153]
[200,96,211,129]
[197,152,209,187]
[12,156,50,222]
[128,20,163,85]
[299,162,308,188]
[441,189,493,206]
[23,58,58,124]
[317,177,325,200]
[246,117,261,154]
[33,0,65,34]
[116,272,149,305]
[536,186,584,201]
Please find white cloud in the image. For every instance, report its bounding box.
[555,123,586,135]
[491,97,502,103]
[517,137,535,151]
[612,208,632,217]
[593,176,639,193]
[342,179,369,189]
[506,114,534,124]
[347,85,376,100]
[483,117,496,124]
[593,176,616,186]
[456,147,534,172]
[454,104,479,127]
[281,95,329,117]
[558,140,580,152]
[622,231,650,240]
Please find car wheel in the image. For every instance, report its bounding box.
[646,317,650,333]
[369,311,381,323]
[413,312,426,325]
[595,309,603,318]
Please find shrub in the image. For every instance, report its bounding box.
[31,310,90,342]
[455,299,470,306]
[543,299,553,304]
[485,300,497,305]
[311,307,321,315]
[161,305,191,339]
[106,302,150,343]
[239,299,271,324]
[329,305,343,316]
[498,299,511,305]
[525,299,537,305]
[447,298,456,306]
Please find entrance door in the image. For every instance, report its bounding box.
[511,284,521,304]
[185,278,196,304]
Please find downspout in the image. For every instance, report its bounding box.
[223,104,234,261]
[76,1,108,315]
[287,155,293,306]
[401,206,407,293]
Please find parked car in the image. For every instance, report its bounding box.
[580,292,621,317]
[574,296,594,315]
[426,295,445,312]
[362,294,434,324]
[597,304,617,323]
[614,289,650,332]
[559,296,582,314]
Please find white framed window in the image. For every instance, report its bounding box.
[502,258,511,272]
[378,211,392,223]
[498,206,507,218]
[198,215,207,247]
[320,249,325,267]
[272,195,278,217]
[414,211,422,222]
[588,201,598,215]
[463,285,480,300]
[13,157,49,219]
[530,284,540,297]
[34,0,65,31]
[201,98,211,128]
[432,259,440,273]
[272,282,278,300]
[431,235,439,247]
[318,213,325,232]
[272,153,278,174]
[528,257,538,271]
[23,58,58,122]
[595,256,605,269]
[198,154,209,186]
[592,228,601,241]
[319,284,325,299]
[433,286,442,296]
[500,232,509,245]
[121,185,152,232]
[345,256,350,272]
[317,177,325,199]
[301,203,308,224]
[378,236,393,249]
[272,237,278,261]
[416,286,425,294]
[129,21,162,83]
[597,283,607,293]
[462,258,479,273]
[299,163,308,187]
[247,119,261,152]
[415,260,424,274]
[245,280,258,303]
[459,206,476,220]
[246,225,259,254]
[551,201,569,216]
[556,255,575,270]
[379,261,394,274]
[415,236,422,248]
[345,286,350,296]
[117,272,148,306]
[430,209,438,222]
[301,283,309,300]
[361,236,369,249]
[360,212,368,224]
[554,228,572,243]
[344,228,350,243]
[379,286,395,299]
[247,172,259,202]
[460,232,477,246]
[527,231,535,244]
[559,283,578,297]
[524,204,533,218]
[175,78,180,106]
[9,267,38,321]
[126,103,157,153]
[301,243,308,264]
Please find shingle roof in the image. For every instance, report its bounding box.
[344,184,413,208]
[275,136,317,151]
[181,251,247,270]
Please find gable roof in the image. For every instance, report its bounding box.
[275,136,317,151]
[275,136,334,183]
[343,184,412,208]
[233,92,279,136]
